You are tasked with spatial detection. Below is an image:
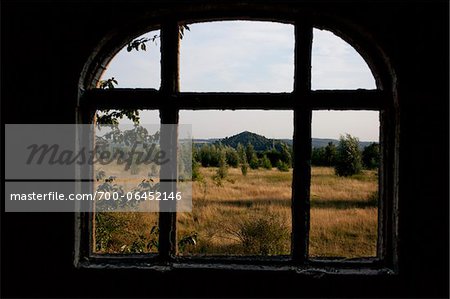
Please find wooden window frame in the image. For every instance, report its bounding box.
[74,18,398,275]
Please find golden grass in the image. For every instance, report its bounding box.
[94,165,378,258]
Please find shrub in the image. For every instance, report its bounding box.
[213,151,228,186]
[192,160,203,181]
[225,148,240,168]
[362,142,380,170]
[279,143,292,166]
[260,155,272,169]
[241,162,249,176]
[237,143,249,176]
[231,214,290,255]
[246,143,259,169]
[311,147,326,166]
[216,151,228,179]
[276,160,290,172]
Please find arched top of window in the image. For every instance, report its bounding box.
[312,28,376,90]
[99,30,161,89]
[95,20,381,93]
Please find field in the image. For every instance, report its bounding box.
[94,166,378,258]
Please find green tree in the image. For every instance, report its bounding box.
[311,147,326,166]
[335,134,363,177]
[265,148,283,167]
[246,143,259,169]
[213,150,228,186]
[276,160,290,172]
[216,150,228,180]
[362,142,380,169]
[260,155,272,169]
[279,143,292,167]
[199,144,220,167]
[237,143,249,176]
[324,141,337,166]
[225,147,240,168]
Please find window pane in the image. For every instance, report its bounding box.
[178,110,293,256]
[309,111,379,258]
[93,110,160,254]
[312,29,376,90]
[180,21,294,92]
[99,30,161,89]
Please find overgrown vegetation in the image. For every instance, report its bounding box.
[230,214,290,255]
[96,166,378,257]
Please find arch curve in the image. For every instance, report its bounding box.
[79,3,397,98]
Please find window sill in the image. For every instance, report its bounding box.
[76,255,395,276]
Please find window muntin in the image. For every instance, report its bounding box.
[78,18,395,271]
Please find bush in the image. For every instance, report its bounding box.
[241,162,248,176]
[362,142,380,169]
[279,143,292,166]
[237,143,249,176]
[276,160,290,172]
[213,151,228,186]
[311,142,337,166]
[232,214,290,255]
[246,143,259,169]
[335,134,363,177]
[225,148,240,168]
[192,160,202,181]
[216,151,228,179]
[260,155,272,169]
[264,149,283,167]
[241,162,249,176]
[311,147,326,166]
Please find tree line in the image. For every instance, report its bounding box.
[312,134,380,176]
[193,134,380,179]
[192,142,293,179]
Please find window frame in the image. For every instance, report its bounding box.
[75,17,398,275]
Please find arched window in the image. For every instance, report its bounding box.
[77,14,398,273]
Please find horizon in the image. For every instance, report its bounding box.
[187,129,378,143]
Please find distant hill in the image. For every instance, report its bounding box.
[218,131,284,151]
[193,131,376,150]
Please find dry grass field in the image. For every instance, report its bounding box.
[94,166,378,258]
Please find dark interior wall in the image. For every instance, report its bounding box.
[1,1,448,298]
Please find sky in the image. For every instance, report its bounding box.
[101,21,379,142]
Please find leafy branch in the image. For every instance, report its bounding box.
[126,24,190,53]
[127,35,159,52]
[96,77,140,125]
[97,24,190,125]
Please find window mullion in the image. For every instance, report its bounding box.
[292,21,313,264]
[159,20,180,260]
